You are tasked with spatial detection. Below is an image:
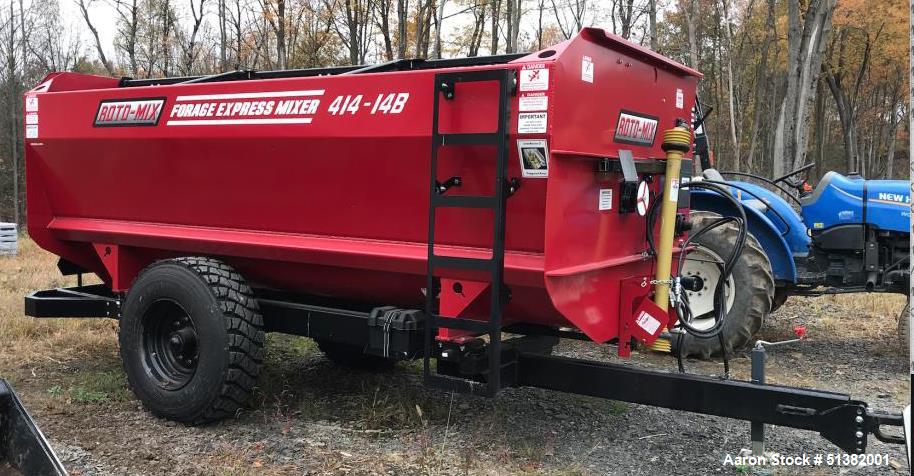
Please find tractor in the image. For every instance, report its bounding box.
[671,105,910,357]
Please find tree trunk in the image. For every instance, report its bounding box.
[744,0,775,173]
[648,0,657,50]
[218,0,227,71]
[468,3,486,56]
[681,0,699,69]
[490,0,501,54]
[276,0,286,68]
[772,0,835,177]
[396,0,408,58]
[432,0,446,58]
[376,0,394,60]
[720,0,739,171]
[78,0,115,76]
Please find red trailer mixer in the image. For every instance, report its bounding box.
[21,28,907,455]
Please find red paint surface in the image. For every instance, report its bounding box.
[26,28,699,343]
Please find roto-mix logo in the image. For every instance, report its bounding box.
[613,110,659,146]
[164,89,324,126]
[94,98,165,127]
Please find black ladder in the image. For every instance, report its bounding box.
[424,68,515,397]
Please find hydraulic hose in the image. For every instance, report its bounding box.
[645,177,748,374]
[675,181,747,337]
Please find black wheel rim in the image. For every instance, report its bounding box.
[140,299,198,390]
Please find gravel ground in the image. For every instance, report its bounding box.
[2,294,910,475]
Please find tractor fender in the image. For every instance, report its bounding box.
[690,189,798,284]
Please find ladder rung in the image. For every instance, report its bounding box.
[431,315,492,333]
[432,195,496,208]
[430,255,493,271]
[439,132,501,146]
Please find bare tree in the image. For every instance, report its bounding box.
[78,0,116,75]
[467,0,487,56]
[373,0,394,60]
[719,0,739,170]
[329,0,374,64]
[824,23,884,173]
[112,0,141,76]
[179,0,208,75]
[490,0,501,52]
[2,1,21,225]
[772,0,836,176]
[550,0,585,40]
[396,0,407,58]
[647,0,656,50]
[679,0,698,68]
[261,0,287,68]
[504,0,521,53]
[432,0,446,58]
[414,0,433,57]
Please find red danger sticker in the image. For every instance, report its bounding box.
[94,98,165,127]
[613,110,658,146]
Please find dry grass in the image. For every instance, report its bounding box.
[0,236,117,367]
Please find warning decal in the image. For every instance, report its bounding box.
[518,112,547,134]
[25,95,38,112]
[599,189,613,211]
[635,310,662,335]
[519,65,549,92]
[668,177,680,202]
[519,93,548,112]
[517,139,549,178]
[581,56,594,83]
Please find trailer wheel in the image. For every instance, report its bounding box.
[673,211,775,358]
[316,340,395,371]
[119,257,264,424]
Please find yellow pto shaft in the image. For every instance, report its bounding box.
[647,126,692,353]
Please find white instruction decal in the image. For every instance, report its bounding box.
[675,88,684,109]
[517,139,549,178]
[518,112,547,134]
[25,95,38,112]
[25,113,38,125]
[519,66,549,91]
[668,177,680,202]
[519,93,548,112]
[635,311,662,335]
[25,124,38,139]
[581,56,594,83]
[599,189,613,211]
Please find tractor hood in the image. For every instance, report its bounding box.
[801,172,909,233]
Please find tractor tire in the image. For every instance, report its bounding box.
[771,287,790,313]
[316,340,396,371]
[898,302,909,351]
[673,211,775,358]
[119,257,265,424]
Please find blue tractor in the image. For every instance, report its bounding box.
[672,112,909,357]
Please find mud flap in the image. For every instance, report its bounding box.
[0,379,66,475]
